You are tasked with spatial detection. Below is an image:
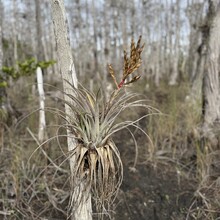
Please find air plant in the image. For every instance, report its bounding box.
[61,36,152,217]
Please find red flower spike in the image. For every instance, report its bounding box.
[118,79,125,89]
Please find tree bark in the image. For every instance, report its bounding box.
[35,0,48,143]
[0,0,4,107]
[37,67,46,143]
[169,0,180,85]
[187,2,206,101]
[0,20,2,145]
[186,1,205,82]
[202,0,220,142]
[12,0,18,65]
[35,0,44,61]
[0,0,2,74]
[50,1,92,219]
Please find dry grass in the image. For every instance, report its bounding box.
[142,83,220,220]
[1,40,220,219]
[1,79,220,220]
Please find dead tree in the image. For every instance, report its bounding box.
[202,0,220,144]
[50,0,92,219]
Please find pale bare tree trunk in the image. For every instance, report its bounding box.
[169,0,180,85]
[202,0,220,142]
[37,67,46,143]
[0,0,3,147]
[91,0,98,76]
[166,0,173,80]
[111,3,119,68]
[12,0,18,65]
[0,0,2,72]
[47,2,59,76]
[35,0,44,61]
[141,1,150,80]
[154,5,161,87]
[35,0,47,143]
[24,0,35,57]
[121,1,128,48]
[103,0,112,86]
[0,0,4,107]
[50,1,92,219]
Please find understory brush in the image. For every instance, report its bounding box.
[141,82,220,219]
[1,76,220,219]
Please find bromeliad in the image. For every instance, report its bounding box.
[56,36,152,219]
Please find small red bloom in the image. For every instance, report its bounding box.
[118,79,125,89]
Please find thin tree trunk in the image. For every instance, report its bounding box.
[35,0,44,61]
[154,6,161,87]
[50,1,92,219]
[166,0,172,80]
[0,0,4,108]
[91,0,98,75]
[24,0,35,58]
[169,0,180,85]
[0,27,3,147]
[0,0,2,74]
[37,67,46,143]
[12,0,18,65]
[35,0,47,143]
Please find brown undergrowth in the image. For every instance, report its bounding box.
[1,50,220,220]
[1,80,220,220]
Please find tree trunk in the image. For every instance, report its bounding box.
[35,0,44,61]
[186,1,205,82]
[0,0,3,150]
[50,1,92,219]
[35,0,47,143]
[0,0,4,108]
[0,0,2,74]
[37,67,46,143]
[188,2,206,101]
[202,0,220,142]
[169,0,180,85]
[12,0,18,65]
[91,0,99,76]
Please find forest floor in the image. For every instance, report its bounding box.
[0,130,198,220]
[115,151,196,220]
[0,79,219,220]
[112,83,198,220]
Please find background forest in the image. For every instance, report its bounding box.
[1,0,220,220]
